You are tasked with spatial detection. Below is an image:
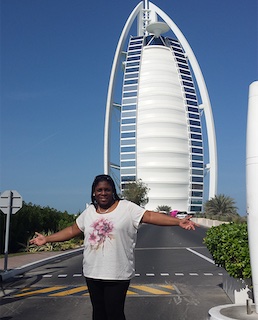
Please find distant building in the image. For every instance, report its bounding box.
[104,1,217,213]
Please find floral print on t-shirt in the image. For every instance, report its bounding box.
[89,217,114,250]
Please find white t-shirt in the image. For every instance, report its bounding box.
[76,200,146,280]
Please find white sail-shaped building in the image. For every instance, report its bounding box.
[104,1,217,213]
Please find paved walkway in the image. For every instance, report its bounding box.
[0,251,66,272]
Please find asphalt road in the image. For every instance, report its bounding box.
[0,225,232,320]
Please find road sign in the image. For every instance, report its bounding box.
[0,190,22,214]
[0,190,23,271]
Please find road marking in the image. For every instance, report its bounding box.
[204,273,213,276]
[175,273,184,276]
[146,273,155,276]
[130,284,173,295]
[160,273,169,276]
[12,284,178,297]
[135,246,206,250]
[186,248,215,264]
[43,274,52,278]
[14,286,66,297]
[73,274,82,277]
[189,273,199,276]
[49,286,88,296]
[58,274,67,278]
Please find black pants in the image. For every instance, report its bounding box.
[85,277,130,320]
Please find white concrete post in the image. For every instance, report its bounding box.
[246,80,258,313]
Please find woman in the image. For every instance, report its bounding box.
[30,174,197,320]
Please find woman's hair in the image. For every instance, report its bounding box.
[91,174,121,208]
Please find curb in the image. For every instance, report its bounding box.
[0,247,83,282]
[209,304,258,320]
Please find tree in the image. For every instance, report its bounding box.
[156,205,171,213]
[122,179,149,207]
[0,202,76,254]
[204,194,239,218]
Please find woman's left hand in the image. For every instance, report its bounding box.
[178,216,198,230]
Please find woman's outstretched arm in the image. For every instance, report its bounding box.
[141,211,198,230]
[29,223,82,246]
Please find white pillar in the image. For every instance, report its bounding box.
[246,81,258,313]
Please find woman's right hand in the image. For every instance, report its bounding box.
[29,232,47,246]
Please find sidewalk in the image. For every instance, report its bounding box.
[0,251,67,271]
[0,248,83,282]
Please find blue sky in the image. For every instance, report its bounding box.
[1,0,257,215]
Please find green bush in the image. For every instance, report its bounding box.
[204,222,251,279]
[27,231,83,253]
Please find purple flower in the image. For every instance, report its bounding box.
[89,218,114,250]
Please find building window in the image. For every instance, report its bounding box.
[122,111,136,118]
[192,155,203,161]
[190,127,201,133]
[192,168,203,175]
[187,100,198,106]
[121,175,136,182]
[122,105,136,111]
[192,162,203,168]
[185,88,195,94]
[128,45,142,50]
[190,206,202,212]
[124,73,139,79]
[191,191,203,197]
[121,139,135,146]
[121,132,136,138]
[121,146,136,153]
[121,168,136,174]
[189,120,201,126]
[191,141,202,147]
[188,106,198,112]
[121,124,136,131]
[192,176,203,183]
[121,161,136,167]
[124,79,138,85]
[122,98,137,104]
[123,85,138,91]
[121,153,135,160]
[125,67,139,73]
[127,54,141,60]
[121,118,136,124]
[192,184,203,190]
[181,75,192,81]
[189,113,199,119]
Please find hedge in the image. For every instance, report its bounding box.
[204,222,251,279]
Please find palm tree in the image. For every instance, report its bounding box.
[204,194,239,218]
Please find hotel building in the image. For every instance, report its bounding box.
[104,1,217,213]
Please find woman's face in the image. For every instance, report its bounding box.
[94,180,114,209]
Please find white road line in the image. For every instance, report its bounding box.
[204,273,213,276]
[189,273,199,276]
[135,273,140,277]
[73,274,82,277]
[160,273,169,276]
[42,274,52,278]
[58,274,67,278]
[146,273,155,276]
[175,273,184,276]
[186,248,215,264]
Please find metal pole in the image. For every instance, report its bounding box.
[4,191,13,272]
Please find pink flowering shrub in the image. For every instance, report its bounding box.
[89,218,114,250]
